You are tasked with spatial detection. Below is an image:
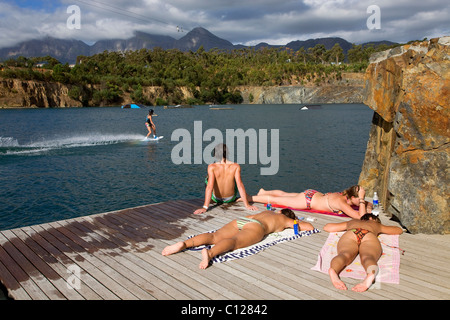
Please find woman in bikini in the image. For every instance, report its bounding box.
[162,209,315,269]
[145,109,157,139]
[323,214,403,292]
[242,185,371,219]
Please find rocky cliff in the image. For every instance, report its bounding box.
[0,72,365,108]
[239,73,364,104]
[0,79,82,108]
[359,37,449,234]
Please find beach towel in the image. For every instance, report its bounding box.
[187,228,320,264]
[264,203,348,217]
[311,232,401,284]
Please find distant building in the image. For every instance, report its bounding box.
[34,62,48,68]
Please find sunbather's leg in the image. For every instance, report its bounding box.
[199,237,237,269]
[199,248,211,269]
[352,234,382,292]
[239,189,303,204]
[161,233,213,256]
[329,232,359,290]
[199,224,265,269]
[257,188,300,197]
[162,220,238,256]
[249,192,307,208]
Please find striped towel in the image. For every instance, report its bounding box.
[187,228,320,264]
[311,232,401,284]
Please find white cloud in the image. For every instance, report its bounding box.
[0,0,448,49]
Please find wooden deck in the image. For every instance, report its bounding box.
[0,199,449,300]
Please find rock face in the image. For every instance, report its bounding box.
[359,37,449,234]
[239,73,364,104]
[240,84,363,104]
[0,72,365,108]
[0,79,82,108]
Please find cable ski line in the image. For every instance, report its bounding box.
[74,0,186,33]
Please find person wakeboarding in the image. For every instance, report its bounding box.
[145,109,157,139]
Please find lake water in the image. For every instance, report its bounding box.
[0,104,373,231]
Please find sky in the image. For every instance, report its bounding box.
[0,0,448,49]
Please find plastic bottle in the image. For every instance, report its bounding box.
[266,196,272,210]
[293,219,299,235]
[372,192,379,216]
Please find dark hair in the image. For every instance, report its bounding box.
[361,213,381,223]
[213,143,228,160]
[280,208,296,219]
[148,109,154,115]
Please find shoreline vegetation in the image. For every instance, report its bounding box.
[0,42,401,108]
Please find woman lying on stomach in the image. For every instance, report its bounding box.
[162,209,314,269]
[323,214,403,292]
[242,185,372,219]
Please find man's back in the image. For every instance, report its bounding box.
[209,162,239,198]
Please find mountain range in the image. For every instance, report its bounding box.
[0,27,397,64]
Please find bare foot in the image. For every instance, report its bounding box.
[199,248,211,269]
[162,241,186,256]
[257,188,266,195]
[352,266,378,292]
[329,268,347,290]
[351,275,374,292]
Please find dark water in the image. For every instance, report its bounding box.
[0,104,373,230]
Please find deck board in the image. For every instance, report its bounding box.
[0,199,449,300]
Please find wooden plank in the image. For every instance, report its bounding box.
[111,207,268,298]
[1,199,449,300]
[0,259,31,300]
[0,232,52,300]
[70,216,196,299]
[47,220,156,300]
[9,228,91,300]
[130,207,260,298]
[27,224,120,300]
[83,208,234,299]
[32,224,137,300]
[19,226,114,300]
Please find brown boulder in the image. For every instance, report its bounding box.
[359,37,449,234]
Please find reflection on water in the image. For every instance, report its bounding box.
[0,104,373,230]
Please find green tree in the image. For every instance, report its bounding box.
[328,43,345,64]
[68,85,90,106]
[348,44,364,63]
[309,44,327,64]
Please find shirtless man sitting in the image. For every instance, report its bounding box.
[194,143,257,214]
